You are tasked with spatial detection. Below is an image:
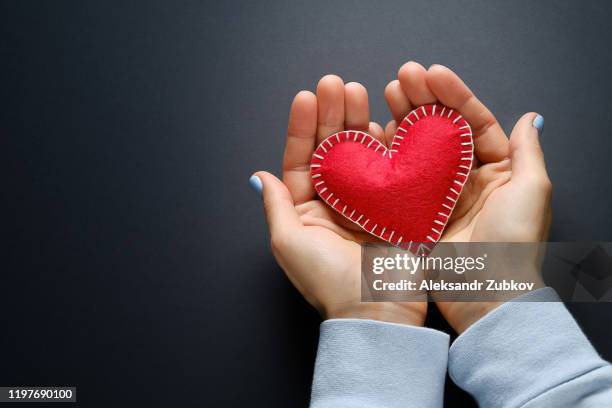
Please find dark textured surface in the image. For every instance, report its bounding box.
[1,1,611,406]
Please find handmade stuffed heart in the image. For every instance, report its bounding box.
[310,104,473,252]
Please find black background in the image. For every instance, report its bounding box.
[2,1,611,406]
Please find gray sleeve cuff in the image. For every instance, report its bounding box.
[311,318,450,408]
[449,287,610,408]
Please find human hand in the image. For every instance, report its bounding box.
[252,76,426,326]
[384,62,551,333]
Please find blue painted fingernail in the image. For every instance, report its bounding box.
[533,114,544,135]
[249,175,263,196]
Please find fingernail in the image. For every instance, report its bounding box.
[533,114,544,135]
[249,175,263,196]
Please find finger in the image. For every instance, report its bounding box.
[344,82,369,131]
[254,171,302,236]
[384,120,397,147]
[384,79,412,123]
[426,64,509,163]
[282,91,318,204]
[397,61,437,106]
[509,113,550,185]
[368,122,385,142]
[316,74,345,144]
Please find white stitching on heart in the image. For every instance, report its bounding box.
[309,104,474,251]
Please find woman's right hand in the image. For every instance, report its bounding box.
[383,62,552,333]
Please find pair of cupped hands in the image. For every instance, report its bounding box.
[252,61,552,333]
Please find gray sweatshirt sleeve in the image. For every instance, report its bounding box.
[448,287,612,407]
[310,318,450,408]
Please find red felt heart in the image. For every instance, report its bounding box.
[310,104,473,252]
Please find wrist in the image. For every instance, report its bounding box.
[324,302,425,327]
[447,264,546,333]
[451,301,504,334]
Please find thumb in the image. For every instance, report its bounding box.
[250,171,302,236]
[509,113,550,186]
